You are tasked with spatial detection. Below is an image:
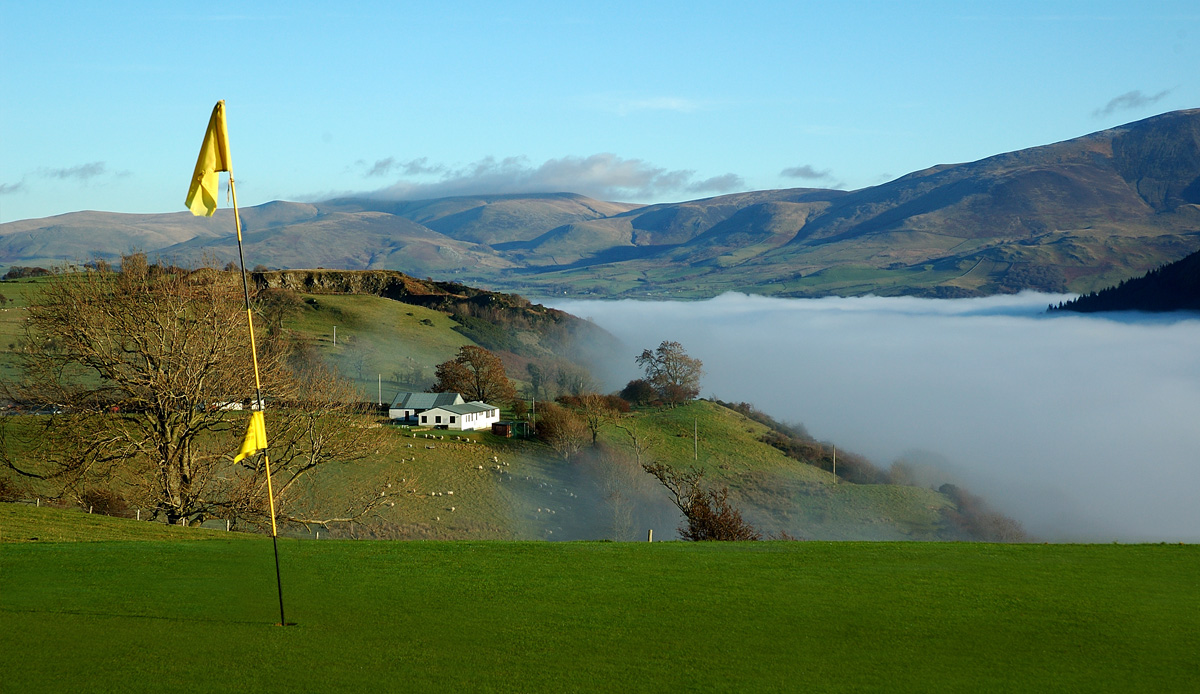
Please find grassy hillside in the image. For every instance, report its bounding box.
[284,292,476,396]
[1,269,612,401]
[275,399,971,542]
[2,537,1196,692]
[2,399,973,543]
[0,503,252,542]
[1,276,998,541]
[0,277,46,383]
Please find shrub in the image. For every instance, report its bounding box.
[620,379,657,406]
[535,402,588,461]
[79,488,132,517]
[0,476,22,502]
[642,462,760,541]
[679,485,762,541]
[3,266,51,280]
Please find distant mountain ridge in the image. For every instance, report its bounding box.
[4,109,1199,298]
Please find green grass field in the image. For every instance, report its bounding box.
[2,507,1196,692]
[284,292,475,397]
[0,277,48,382]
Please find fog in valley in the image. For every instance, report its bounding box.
[550,293,1200,542]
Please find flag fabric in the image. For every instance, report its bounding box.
[234,411,268,462]
[185,100,232,217]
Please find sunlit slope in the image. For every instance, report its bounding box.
[7,110,1200,299]
[0,277,46,382]
[291,400,956,542]
[0,401,958,543]
[282,292,476,396]
[610,401,954,540]
[0,503,254,542]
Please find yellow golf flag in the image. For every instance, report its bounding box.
[185,100,232,217]
[234,411,268,463]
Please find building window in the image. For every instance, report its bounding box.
[435,415,442,424]
[420,415,427,423]
[450,416,456,423]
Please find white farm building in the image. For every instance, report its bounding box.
[388,392,464,423]
[418,402,501,431]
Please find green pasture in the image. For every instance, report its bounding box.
[284,292,475,397]
[0,400,974,542]
[0,277,47,382]
[1,511,1196,693]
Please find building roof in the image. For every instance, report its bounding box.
[428,401,498,415]
[389,392,463,409]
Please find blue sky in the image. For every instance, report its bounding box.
[1,0,1197,222]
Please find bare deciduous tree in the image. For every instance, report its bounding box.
[432,345,516,403]
[642,462,760,541]
[636,340,704,407]
[2,255,393,530]
[614,416,658,467]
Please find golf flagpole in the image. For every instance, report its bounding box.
[187,100,287,626]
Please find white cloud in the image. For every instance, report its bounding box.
[583,94,707,116]
[38,161,108,182]
[1093,89,1173,117]
[363,153,744,202]
[0,180,26,195]
[780,164,832,180]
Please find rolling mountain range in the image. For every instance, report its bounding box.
[4,109,1199,298]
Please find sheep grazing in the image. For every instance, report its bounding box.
[447,490,453,495]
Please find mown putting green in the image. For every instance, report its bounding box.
[2,531,1196,692]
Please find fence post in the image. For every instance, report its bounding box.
[137,509,141,521]
[647,529,653,542]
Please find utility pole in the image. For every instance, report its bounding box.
[694,417,698,461]
[378,374,382,406]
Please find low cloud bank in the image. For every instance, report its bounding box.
[550,293,1200,542]
[356,153,745,202]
